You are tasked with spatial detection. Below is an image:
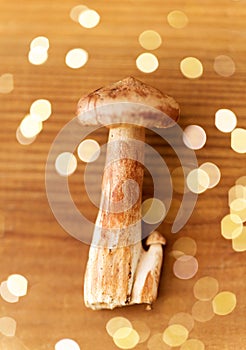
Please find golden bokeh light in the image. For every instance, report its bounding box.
[131,320,150,343]
[214,55,235,77]
[215,109,237,133]
[221,214,243,239]
[113,327,140,349]
[136,53,159,73]
[138,30,162,50]
[7,274,28,297]
[106,317,132,337]
[78,9,100,28]
[141,198,166,224]
[168,313,194,332]
[191,300,214,322]
[180,57,203,79]
[30,36,49,50]
[180,339,205,350]
[16,127,36,145]
[228,185,246,205]
[173,255,198,280]
[167,10,188,29]
[230,198,246,222]
[186,168,210,194]
[199,162,221,188]
[236,176,246,187]
[193,276,219,301]
[172,237,197,258]
[28,46,48,65]
[0,281,19,303]
[65,48,88,69]
[77,139,100,163]
[55,152,77,177]
[70,5,88,22]
[183,125,207,150]
[232,227,246,252]
[30,99,52,121]
[162,324,189,347]
[0,316,17,337]
[0,73,14,94]
[19,114,43,138]
[55,338,80,350]
[231,128,246,154]
[212,291,237,316]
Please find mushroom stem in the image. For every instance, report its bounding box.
[84,125,145,310]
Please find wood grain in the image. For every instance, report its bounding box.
[1,0,246,349]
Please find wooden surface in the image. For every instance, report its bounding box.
[1,0,246,349]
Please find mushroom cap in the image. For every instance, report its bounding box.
[146,231,166,246]
[76,77,180,128]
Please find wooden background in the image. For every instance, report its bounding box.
[1,0,246,349]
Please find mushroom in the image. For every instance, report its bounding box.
[77,77,179,310]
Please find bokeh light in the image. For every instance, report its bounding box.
[16,127,36,145]
[77,139,100,163]
[55,152,77,177]
[138,30,162,50]
[183,125,207,150]
[215,109,237,133]
[7,274,28,297]
[230,198,246,222]
[113,327,140,349]
[212,291,237,316]
[228,185,246,205]
[180,339,205,350]
[78,9,100,28]
[180,57,203,79]
[221,214,242,239]
[0,281,19,303]
[0,316,17,337]
[30,36,49,50]
[19,114,43,138]
[214,55,235,77]
[136,53,159,73]
[30,99,52,121]
[236,176,246,187]
[173,255,198,279]
[167,10,188,29]
[0,73,14,94]
[28,46,48,65]
[199,162,221,188]
[186,168,210,194]
[193,276,219,301]
[162,324,189,347]
[55,339,80,350]
[231,128,246,153]
[65,48,88,69]
[232,227,246,252]
[172,237,197,258]
[70,5,88,22]
[106,317,132,337]
[191,300,214,322]
[142,198,166,224]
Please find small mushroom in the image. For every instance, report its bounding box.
[77,77,179,310]
[131,231,166,306]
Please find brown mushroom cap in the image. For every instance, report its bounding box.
[76,77,180,128]
[146,231,166,246]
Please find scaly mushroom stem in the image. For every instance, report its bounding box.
[84,125,145,310]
